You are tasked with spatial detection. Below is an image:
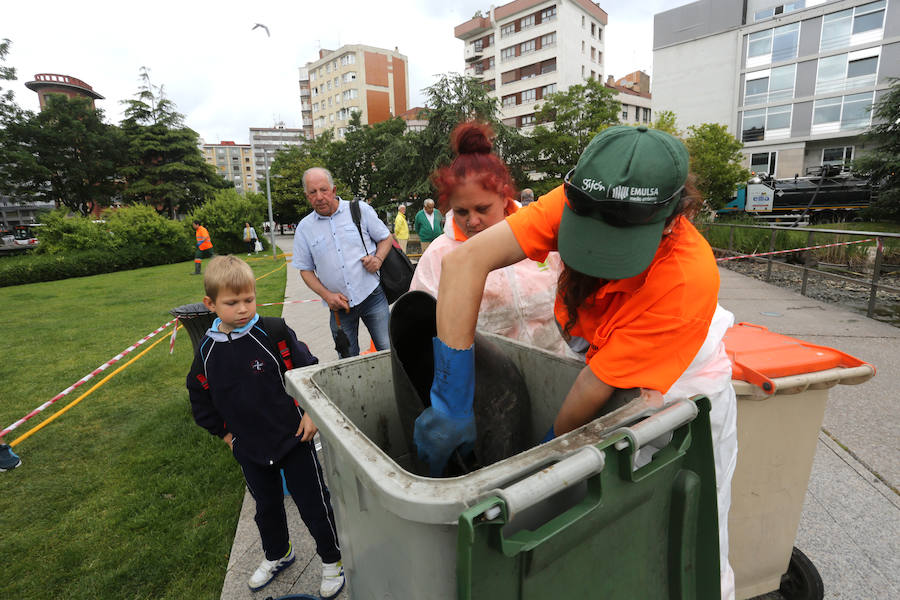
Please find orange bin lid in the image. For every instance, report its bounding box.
[723,323,869,394]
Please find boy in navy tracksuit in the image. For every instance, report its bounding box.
[186,255,344,597]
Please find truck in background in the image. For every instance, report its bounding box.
[718,165,875,225]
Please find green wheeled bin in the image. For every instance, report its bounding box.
[285,333,724,599]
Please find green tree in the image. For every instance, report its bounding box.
[1,95,125,215]
[530,78,621,179]
[414,73,529,194]
[0,38,18,121]
[684,123,751,210]
[120,67,228,218]
[189,188,269,254]
[0,38,23,193]
[652,110,681,137]
[854,78,900,222]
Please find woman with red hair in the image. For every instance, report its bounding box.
[409,121,571,356]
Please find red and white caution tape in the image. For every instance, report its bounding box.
[716,238,873,262]
[0,318,178,438]
[2,298,324,438]
[168,317,180,355]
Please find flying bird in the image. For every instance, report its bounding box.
[252,23,270,37]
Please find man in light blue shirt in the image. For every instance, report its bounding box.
[293,167,393,357]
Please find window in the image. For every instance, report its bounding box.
[812,92,873,133]
[744,64,796,105]
[523,88,536,103]
[590,70,596,80]
[591,47,596,61]
[521,39,535,54]
[815,50,879,94]
[501,46,516,61]
[542,84,556,96]
[643,107,651,123]
[521,114,535,126]
[487,57,495,70]
[333,77,338,88]
[342,72,357,83]
[501,23,515,37]
[746,22,799,67]
[502,94,516,107]
[750,151,777,175]
[541,58,556,74]
[340,53,356,66]
[591,23,596,36]
[581,41,585,54]
[541,32,556,47]
[327,80,332,90]
[622,106,629,120]
[820,1,886,51]
[326,63,331,74]
[310,72,316,82]
[474,40,483,52]
[541,6,556,21]
[597,28,602,41]
[741,104,792,142]
[521,15,534,29]
[327,97,333,106]
[822,146,853,169]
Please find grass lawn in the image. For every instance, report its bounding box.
[0,256,288,599]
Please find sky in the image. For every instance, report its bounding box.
[4,0,686,144]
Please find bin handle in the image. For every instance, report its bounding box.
[494,446,606,518]
[612,400,699,450]
[492,400,698,518]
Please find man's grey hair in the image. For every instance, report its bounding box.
[521,188,534,201]
[302,167,334,192]
[424,198,435,207]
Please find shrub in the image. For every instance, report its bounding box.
[0,206,194,286]
[33,209,113,254]
[104,204,194,257]
[189,189,269,255]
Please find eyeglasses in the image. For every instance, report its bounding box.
[563,168,684,226]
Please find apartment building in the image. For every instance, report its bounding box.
[305,44,409,139]
[298,68,315,139]
[606,71,653,125]
[455,0,608,129]
[653,0,899,178]
[248,126,306,192]
[202,142,255,193]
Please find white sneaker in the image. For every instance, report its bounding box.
[247,543,295,591]
[320,560,345,598]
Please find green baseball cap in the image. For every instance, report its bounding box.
[558,125,689,279]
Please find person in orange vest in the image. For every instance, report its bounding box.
[192,220,214,275]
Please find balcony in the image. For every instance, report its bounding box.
[465,45,484,62]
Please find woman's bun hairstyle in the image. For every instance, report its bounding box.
[432,120,515,212]
[451,121,494,156]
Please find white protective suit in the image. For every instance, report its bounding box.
[417,215,738,599]
[410,218,576,358]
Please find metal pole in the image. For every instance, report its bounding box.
[766,228,776,281]
[263,148,277,259]
[800,230,813,296]
[867,237,884,318]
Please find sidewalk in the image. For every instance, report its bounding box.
[220,237,899,599]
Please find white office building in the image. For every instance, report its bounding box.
[653,0,899,178]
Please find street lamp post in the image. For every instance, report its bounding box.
[263,148,277,259]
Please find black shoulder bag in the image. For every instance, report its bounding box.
[349,199,414,304]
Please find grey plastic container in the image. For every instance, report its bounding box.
[284,333,703,599]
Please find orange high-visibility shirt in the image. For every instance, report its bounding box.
[504,185,719,393]
[195,226,213,251]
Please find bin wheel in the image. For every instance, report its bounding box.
[779,546,824,600]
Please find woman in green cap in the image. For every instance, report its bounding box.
[414,125,738,599]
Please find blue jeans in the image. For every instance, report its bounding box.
[329,286,390,357]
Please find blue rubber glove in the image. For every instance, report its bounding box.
[413,337,476,477]
[540,426,556,444]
